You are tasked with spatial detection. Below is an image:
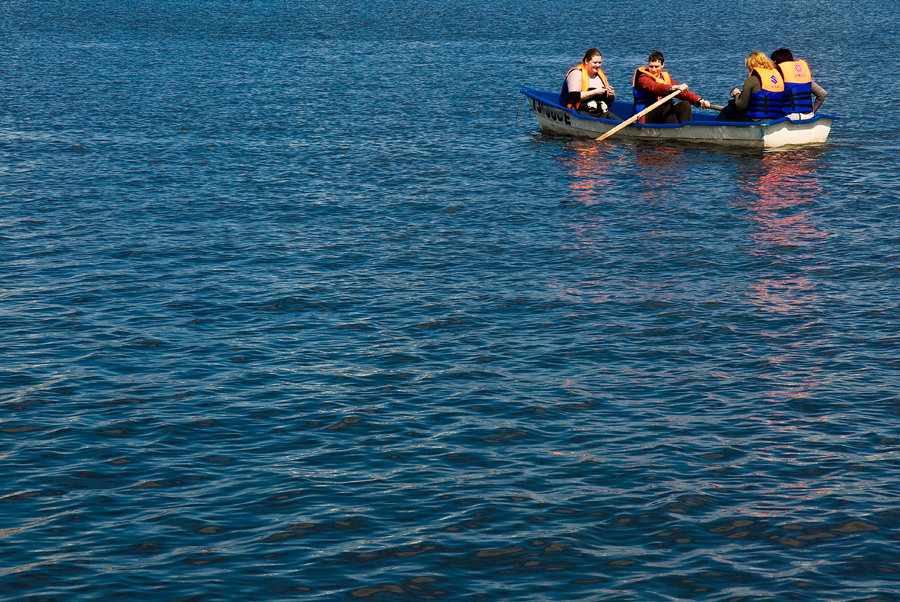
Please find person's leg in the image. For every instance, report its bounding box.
[674,100,692,123]
[645,102,676,124]
[716,99,736,121]
[716,99,752,122]
[578,100,609,118]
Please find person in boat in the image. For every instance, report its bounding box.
[716,51,785,122]
[560,48,622,120]
[632,51,711,124]
[770,47,827,120]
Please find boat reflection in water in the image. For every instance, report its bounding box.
[734,148,830,407]
[559,140,617,206]
[738,148,827,315]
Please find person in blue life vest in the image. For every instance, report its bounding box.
[632,50,711,124]
[771,47,827,120]
[716,51,785,122]
[560,48,623,120]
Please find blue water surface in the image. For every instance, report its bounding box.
[1,0,898,599]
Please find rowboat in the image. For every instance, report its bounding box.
[520,88,837,148]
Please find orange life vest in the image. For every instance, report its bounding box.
[560,64,609,109]
[632,67,674,116]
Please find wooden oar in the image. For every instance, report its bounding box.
[709,104,724,110]
[597,89,681,141]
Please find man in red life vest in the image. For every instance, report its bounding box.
[632,51,711,123]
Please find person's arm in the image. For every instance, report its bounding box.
[678,87,705,106]
[732,75,759,112]
[636,73,672,97]
[584,82,610,102]
[811,80,827,113]
[667,78,709,108]
[565,70,585,104]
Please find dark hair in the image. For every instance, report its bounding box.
[770,48,794,64]
[648,50,664,64]
[583,48,602,62]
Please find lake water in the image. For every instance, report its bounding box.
[1,0,898,599]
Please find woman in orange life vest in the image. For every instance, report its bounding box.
[771,47,827,120]
[632,50,711,124]
[560,48,622,120]
[716,51,784,122]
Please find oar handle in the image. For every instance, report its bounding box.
[598,89,682,141]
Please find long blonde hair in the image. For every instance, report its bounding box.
[745,51,775,71]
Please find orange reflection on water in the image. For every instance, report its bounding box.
[747,275,816,315]
[560,140,617,206]
[633,145,685,205]
[737,149,827,315]
[736,149,830,406]
[739,149,825,240]
[633,144,683,173]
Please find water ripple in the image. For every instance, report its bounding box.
[2,0,899,599]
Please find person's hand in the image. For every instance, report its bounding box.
[730,87,741,97]
[699,99,711,109]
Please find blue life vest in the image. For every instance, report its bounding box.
[778,59,813,114]
[747,67,785,120]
